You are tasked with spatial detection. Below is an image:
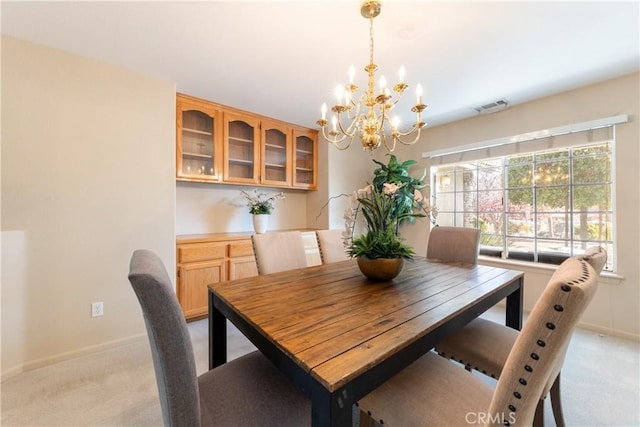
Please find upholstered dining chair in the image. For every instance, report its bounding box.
[128,249,311,427]
[358,256,599,427]
[316,229,350,264]
[426,226,481,264]
[251,231,307,275]
[435,246,607,427]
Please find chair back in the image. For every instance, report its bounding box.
[487,257,598,425]
[426,226,480,265]
[252,231,307,275]
[576,245,608,273]
[128,249,200,427]
[316,229,350,264]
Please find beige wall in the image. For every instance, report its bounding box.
[402,72,640,339]
[1,36,176,376]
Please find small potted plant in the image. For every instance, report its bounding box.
[240,189,285,234]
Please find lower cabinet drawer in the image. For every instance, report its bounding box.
[229,241,254,258]
[177,242,226,263]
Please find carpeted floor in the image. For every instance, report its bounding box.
[2,307,639,426]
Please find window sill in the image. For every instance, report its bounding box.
[478,255,625,285]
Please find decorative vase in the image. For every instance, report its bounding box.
[252,214,269,234]
[357,256,404,281]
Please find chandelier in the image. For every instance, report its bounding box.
[316,0,428,154]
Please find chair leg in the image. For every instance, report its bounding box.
[533,398,545,427]
[550,373,566,427]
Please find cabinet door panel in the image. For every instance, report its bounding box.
[228,256,258,281]
[223,112,260,184]
[176,95,223,182]
[292,128,318,189]
[261,120,292,186]
[178,260,225,319]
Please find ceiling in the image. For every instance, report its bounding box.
[2,1,639,130]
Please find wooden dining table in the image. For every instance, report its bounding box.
[208,257,524,427]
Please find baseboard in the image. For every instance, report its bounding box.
[1,332,148,382]
[576,320,640,342]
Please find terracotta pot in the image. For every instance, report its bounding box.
[252,214,269,234]
[357,256,404,281]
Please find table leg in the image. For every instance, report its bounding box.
[505,276,523,330]
[209,291,227,370]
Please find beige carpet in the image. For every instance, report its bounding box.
[2,308,638,426]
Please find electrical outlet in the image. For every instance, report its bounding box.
[92,302,104,317]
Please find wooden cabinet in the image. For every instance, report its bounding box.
[176,231,321,320]
[261,119,292,187]
[176,94,223,182]
[177,93,317,190]
[223,112,261,184]
[176,235,258,320]
[292,128,318,189]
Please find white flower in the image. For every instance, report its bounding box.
[357,185,373,198]
[383,182,401,195]
[413,189,424,202]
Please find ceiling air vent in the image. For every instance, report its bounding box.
[474,99,510,115]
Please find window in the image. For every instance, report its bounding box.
[432,141,614,271]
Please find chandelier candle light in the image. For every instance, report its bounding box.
[317,0,428,154]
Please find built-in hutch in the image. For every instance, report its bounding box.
[177,93,318,190]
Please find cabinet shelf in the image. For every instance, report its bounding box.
[183,152,213,159]
[265,163,286,169]
[228,136,254,144]
[296,167,314,172]
[265,143,286,150]
[229,158,254,165]
[183,127,213,136]
[296,149,314,155]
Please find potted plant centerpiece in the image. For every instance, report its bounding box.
[344,155,438,281]
[240,189,285,234]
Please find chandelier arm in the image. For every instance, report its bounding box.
[394,126,423,146]
[320,126,353,150]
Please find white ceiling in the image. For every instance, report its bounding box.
[2,1,639,130]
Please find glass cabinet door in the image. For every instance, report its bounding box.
[261,120,291,186]
[176,96,222,182]
[292,128,318,189]
[223,112,260,184]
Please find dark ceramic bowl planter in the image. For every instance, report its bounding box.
[357,256,404,281]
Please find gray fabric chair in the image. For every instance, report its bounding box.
[435,247,607,427]
[358,256,599,426]
[316,229,350,264]
[128,249,310,427]
[426,226,481,265]
[251,231,307,275]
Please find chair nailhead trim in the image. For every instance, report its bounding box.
[546,322,556,330]
[554,304,564,312]
[525,365,533,372]
[536,339,546,347]
[561,284,571,292]
[519,378,527,386]
[530,352,539,360]
[509,404,517,412]
[513,392,522,399]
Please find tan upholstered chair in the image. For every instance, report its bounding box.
[316,229,350,264]
[127,249,310,426]
[358,257,599,426]
[435,247,607,427]
[426,226,481,265]
[251,231,307,275]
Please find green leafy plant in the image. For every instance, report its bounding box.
[240,189,285,215]
[345,186,418,259]
[372,154,431,225]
